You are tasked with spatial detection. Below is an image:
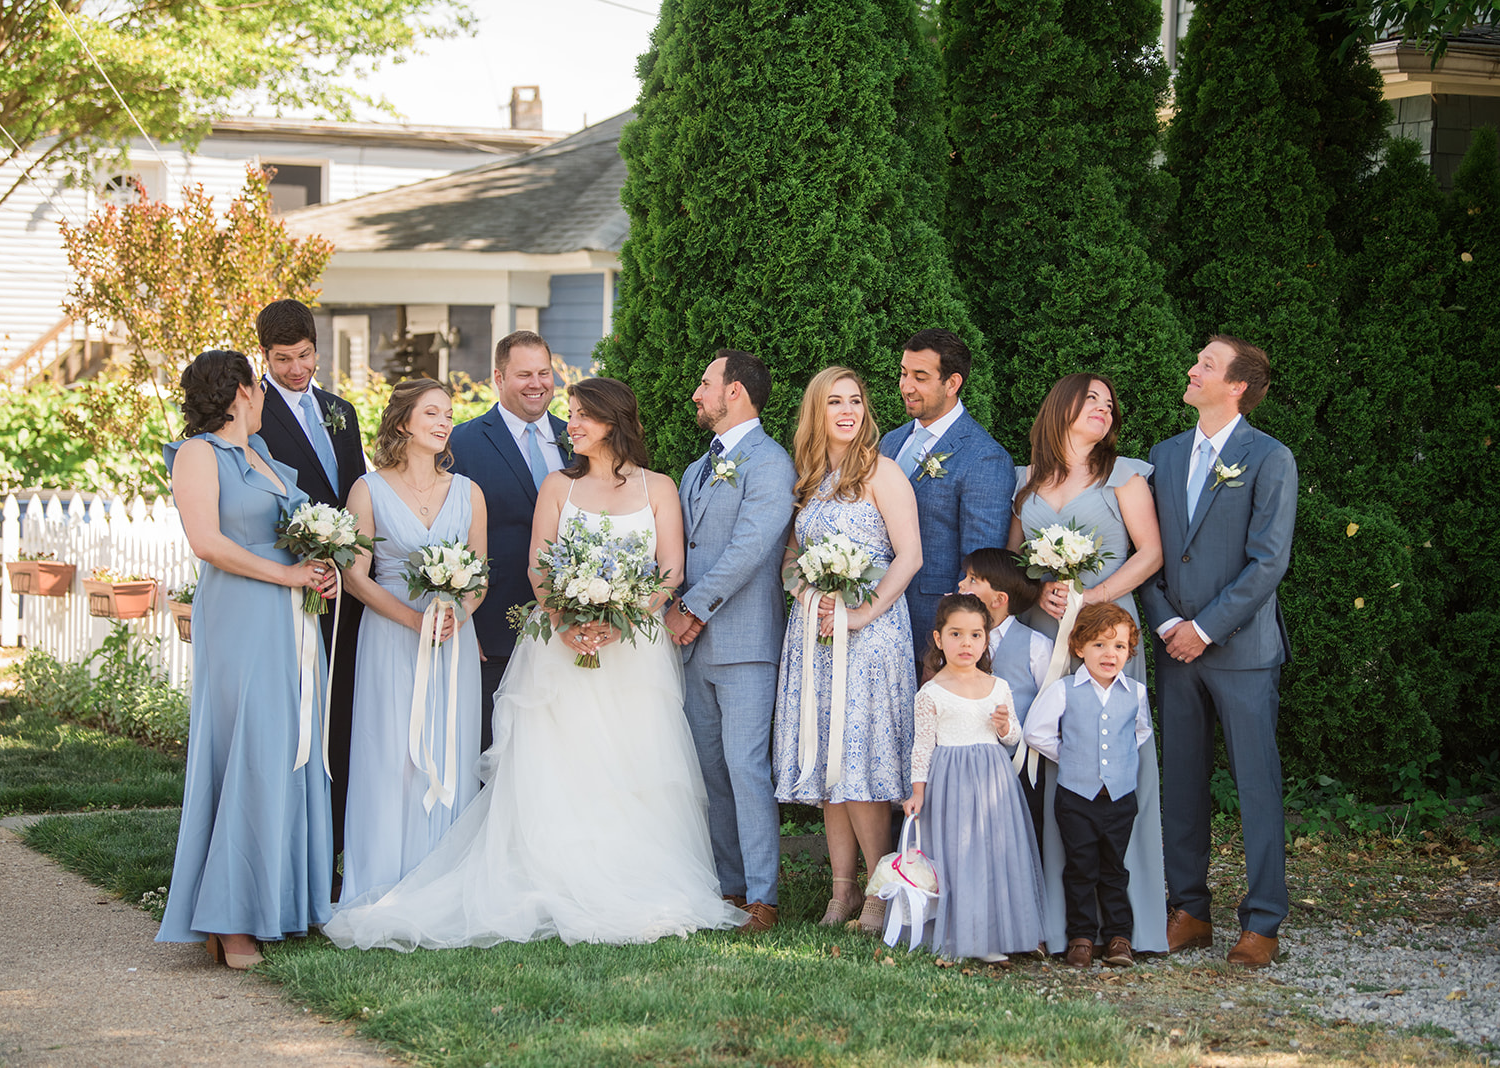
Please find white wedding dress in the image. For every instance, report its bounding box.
[325,485,745,949]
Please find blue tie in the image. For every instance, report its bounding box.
[896,427,928,477]
[697,437,724,490]
[525,422,550,491]
[1186,438,1216,520]
[299,391,339,496]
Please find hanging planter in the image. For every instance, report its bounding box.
[167,582,195,643]
[5,556,76,597]
[82,569,158,620]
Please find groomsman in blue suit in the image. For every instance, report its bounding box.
[1140,335,1297,968]
[255,299,366,875]
[878,329,1015,662]
[666,350,795,934]
[450,330,569,751]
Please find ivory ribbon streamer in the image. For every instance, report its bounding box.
[408,595,460,813]
[794,586,851,791]
[292,570,340,778]
[1012,583,1084,785]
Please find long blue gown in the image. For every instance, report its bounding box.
[157,432,333,944]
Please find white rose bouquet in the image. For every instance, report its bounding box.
[515,513,671,668]
[402,540,490,608]
[1017,520,1114,592]
[782,532,886,645]
[274,503,377,613]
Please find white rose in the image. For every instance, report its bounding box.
[307,517,335,539]
[586,576,613,604]
[1032,543,1065,570]
[564,578,588,601]
[449,566,474,589]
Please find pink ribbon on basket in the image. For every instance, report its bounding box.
[408,594,460,813]
[290,569,340,778]
[1013,583,1084,785]
[794,585,850,792]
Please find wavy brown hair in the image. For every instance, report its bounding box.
[921,593,995,677]
[1015,372,1122,511]
[792,366,881,506]
[371,379,454,472]
[565,377,651,485]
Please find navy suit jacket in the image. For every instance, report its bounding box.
[257,381,365,509]
[449,406,569,661]
[1140,418,1297,671]
[879,408,1015,640]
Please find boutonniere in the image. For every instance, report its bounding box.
[709,452,748,488]
[555,426,573,456]
[916,450,953,482]
[320,405,347,434]
[1211,458,1245,491]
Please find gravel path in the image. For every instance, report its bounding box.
[0,827,399,1067]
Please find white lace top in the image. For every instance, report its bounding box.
[910,677,1020,783]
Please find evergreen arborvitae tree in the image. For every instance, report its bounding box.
[601,0,978,476]
[942,0,1186,456]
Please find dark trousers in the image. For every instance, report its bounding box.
[1054,784,1137,943]
[323,592,361,865]
[1020,763,1045,860]
[479,653,509,754]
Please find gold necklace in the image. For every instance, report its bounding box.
[397,469,441,515]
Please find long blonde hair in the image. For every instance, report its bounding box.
[792,366,881,506]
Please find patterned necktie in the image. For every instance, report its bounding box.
[524,422,549,491]
[298,391,339,496]
[895,427,929,478]
[697,437,724,489]
[1186,437,1216,520]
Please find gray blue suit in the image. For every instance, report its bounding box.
[679,424,796,906]
[879,408,1015,648]
[1141,417,1297,938]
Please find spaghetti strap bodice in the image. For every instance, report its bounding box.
[558,469,656,557]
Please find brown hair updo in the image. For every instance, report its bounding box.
[179,350,254,438]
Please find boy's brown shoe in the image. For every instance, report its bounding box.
[1102,936,1134,967]
[1064,938,1095,968]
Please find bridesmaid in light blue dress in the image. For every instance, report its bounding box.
[772,367,922,936]
[338,379,486,905]
[157,350,337,969]
[1010,372,1168,955]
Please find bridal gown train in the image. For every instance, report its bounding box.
[325,482,745,949]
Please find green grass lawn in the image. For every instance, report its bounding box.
[21,809,179,914]
[0,702,185,813]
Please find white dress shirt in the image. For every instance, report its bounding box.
[713,417,761,456]
[265,375,328,445]
[1157,413,1243,646]
[496,402,566,475]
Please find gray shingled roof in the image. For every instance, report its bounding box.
[284,111,631,255]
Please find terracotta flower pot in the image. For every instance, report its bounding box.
[168,598,193,643]
[81,578,158,620]
[5,560,76,597]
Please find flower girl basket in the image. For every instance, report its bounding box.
[868,815,939,951]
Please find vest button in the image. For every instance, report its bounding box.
[1181,554,1191,563]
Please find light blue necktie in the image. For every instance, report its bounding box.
[299,391,339,495]
[896,427,929,478]
[1185,438,1216,520]
[524,422,550,491]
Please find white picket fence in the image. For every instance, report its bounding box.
[1,492,196,688]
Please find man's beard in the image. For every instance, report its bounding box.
[695,400,727,429]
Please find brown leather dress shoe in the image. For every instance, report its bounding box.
[1166,908,1214,952]
[1102,936,1134,968]
[1064,938,1095,968]
[739,902,779,933]
[1227,930,1278,967]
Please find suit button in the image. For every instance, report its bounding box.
[1181,554,1191,563]
[689,541,696,549]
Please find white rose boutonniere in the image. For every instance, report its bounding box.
[320,405,347,434]
[555,426,573,456]
[709,452,747,488]
[1211,458,1245,491]
[916,450,953,482]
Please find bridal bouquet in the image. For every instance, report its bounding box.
[1017,520,1114,592]
[274,503,376,613]
[516,514,671,668]
[782,532,886,645]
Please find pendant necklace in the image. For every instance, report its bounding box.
[401,470,439,515]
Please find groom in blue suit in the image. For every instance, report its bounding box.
[449,330,569,751]
[665,350,795,934]
[878,329,1014,658]
[1140,335,1297,968]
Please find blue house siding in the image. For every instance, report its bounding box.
[538,274,604,371]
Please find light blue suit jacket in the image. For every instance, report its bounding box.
[1140,418,1297,671]
[678,425,796,667]
[879,409,1015,640]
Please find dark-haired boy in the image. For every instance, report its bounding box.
[958,547,1051,841]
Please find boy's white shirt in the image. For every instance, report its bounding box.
[1021,664,1152,763]
[986,614,1052,693]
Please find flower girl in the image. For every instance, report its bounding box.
[902,593,1047,962]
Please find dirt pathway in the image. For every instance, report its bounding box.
[0,827,400,1067]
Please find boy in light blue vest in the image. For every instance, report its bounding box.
[1023,602,1152,969]
[958,548,1052,844]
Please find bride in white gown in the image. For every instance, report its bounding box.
[326,378,745,949]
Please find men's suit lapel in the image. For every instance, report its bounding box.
[261,384,334,499]
[479,409,540,505]
[908,415,968,489]
[688,427,754,535]
[1185,421,1253,547]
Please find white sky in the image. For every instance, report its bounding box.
[347,0,662,132]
